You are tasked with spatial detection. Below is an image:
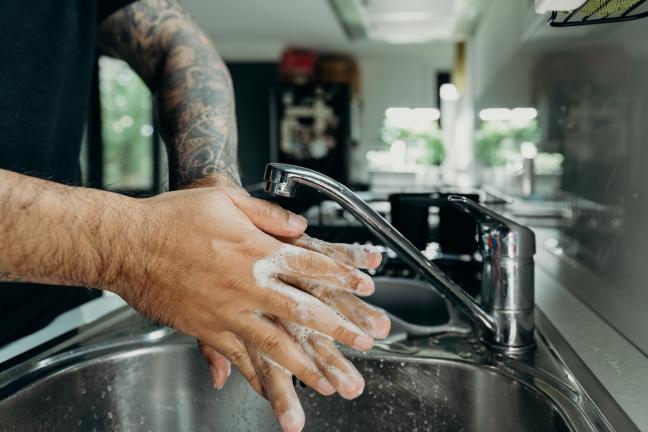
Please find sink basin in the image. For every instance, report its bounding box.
[0,340,570,432]
[0,306,635,432]
[369,277,449,326]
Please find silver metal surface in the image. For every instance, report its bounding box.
[263,163,535,351]
[522,157,535,197]
[0,308,637,432]
[448,196,535,349]
[371,277,471,343]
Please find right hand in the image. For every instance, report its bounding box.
[199,234,388,432]
[107,186,388,398]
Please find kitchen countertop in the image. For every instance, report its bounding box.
[0,292,126,365]
[533,227,648,431]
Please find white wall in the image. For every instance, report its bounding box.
[353,43,454,182]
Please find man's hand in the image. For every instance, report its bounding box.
[107,187,386,398]
[198,232,387,432]
[190,188,388,432]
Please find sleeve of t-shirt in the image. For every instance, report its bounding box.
[97,0,137,22]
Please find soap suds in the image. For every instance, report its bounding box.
[296,235,382,269]
[252,244,368,338]
[282,321,363,395]
[258,352,292,375]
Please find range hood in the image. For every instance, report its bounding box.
[329,0,485,43]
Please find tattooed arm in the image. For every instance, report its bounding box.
[97,0,240,189]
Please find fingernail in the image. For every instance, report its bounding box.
[288,213,307,232]
[357,279,375,296]
[279,407,305,432]
[317,378,336,396]
[368,251,383,269]
[210,366,223,390]
[353,334,374,352]
[368,314,391,339]
[343,376,365,399]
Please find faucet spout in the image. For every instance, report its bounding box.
[264,163,537,351]
[264,164,537,348]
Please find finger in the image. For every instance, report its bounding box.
[283,323,365,400]
[234,313,336,396]
[286,234,382,270]
[198,340,232,390]
[276,274,389,339]
[227,192,307,237]
[199,334,264,397]
[277,244,376,296]
[327,291,391,339]
[279,278,390,339]
[248,350,306,432]
[259,279,374,351]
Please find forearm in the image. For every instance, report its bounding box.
[157,20,240,189]
[0,169,138,289]
[98,0,240,190]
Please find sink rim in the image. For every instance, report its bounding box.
[0,338,576,432]
[0,334,598,432]
[0,307,638,432]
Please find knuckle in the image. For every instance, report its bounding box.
[321,346,344,367]
[331,324,352,343]
[227,349,247,366]
[258,359,275,376]
[311,284,335,304]
[299,252,327,274]
[260,334,284,357]
[295,362,318,382]
[260,201,287,222]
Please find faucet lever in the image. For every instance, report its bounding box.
[448,195,536,350]
[447,196,535,258]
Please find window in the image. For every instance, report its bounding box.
[87,56,162,194]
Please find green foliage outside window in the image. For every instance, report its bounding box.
[381,122,445,166]
[99,57,154,190]
[474,120,541,166]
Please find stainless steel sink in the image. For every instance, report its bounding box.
[0,342,565,432]
[370,277,450,326]
[0,306,637,432]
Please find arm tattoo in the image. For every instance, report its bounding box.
[97,0,241,189]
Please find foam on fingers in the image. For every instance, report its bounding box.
[283,322,366,400]
[250,350,306,432]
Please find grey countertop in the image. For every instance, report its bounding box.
[0,293,126,365]
[533,228,648,431]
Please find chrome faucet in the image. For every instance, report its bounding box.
[264,163,536,352]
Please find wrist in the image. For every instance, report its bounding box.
[180,172,243,192]
[87,192,150,295]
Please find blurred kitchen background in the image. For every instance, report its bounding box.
[84,0,648,357]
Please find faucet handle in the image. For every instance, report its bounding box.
[447,196,535,258]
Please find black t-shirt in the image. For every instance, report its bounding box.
[0,0,134,346]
